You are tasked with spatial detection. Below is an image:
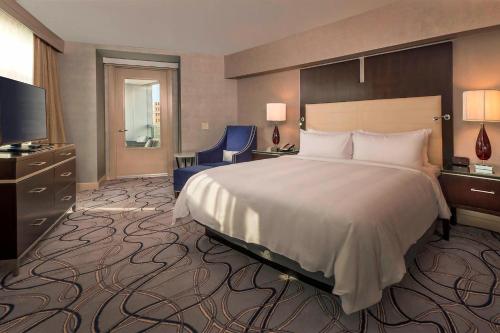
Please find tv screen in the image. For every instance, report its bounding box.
[0,76,47,146]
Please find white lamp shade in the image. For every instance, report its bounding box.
[463,90,500,122]
[266,103,286,122]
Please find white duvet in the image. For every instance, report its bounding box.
[173,156,450,314]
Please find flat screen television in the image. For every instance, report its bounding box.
[0,76,47,148]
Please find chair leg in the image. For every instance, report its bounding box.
[442,219,450,241]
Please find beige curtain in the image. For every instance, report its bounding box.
[34,36,66,143]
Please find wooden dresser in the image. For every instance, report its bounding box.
[0,144,76,273]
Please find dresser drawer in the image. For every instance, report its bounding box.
[55,183,76,214]
[440,174,500,214]
[16,169,55,255]
[17,152,54,178]
[54,148,76,163]
[54,159,76,191]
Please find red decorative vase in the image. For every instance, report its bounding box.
[475,123,492,161]
[272,125,280,145]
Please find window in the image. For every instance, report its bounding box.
[0,9,33,84]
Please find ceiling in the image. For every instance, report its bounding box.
[18,0,397,55]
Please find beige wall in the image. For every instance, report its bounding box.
[237,70,299,149]
[453,29,500,166]
[58,42,98,183]
[180,54,237,152]
[59,42,237,183]
[225,0,500,78]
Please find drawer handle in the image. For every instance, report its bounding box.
[29,187,47,193]
[60,152,72,156]
[470,188,495,195]
[29,161,47,166]
[31,218,47,226]
[61,195,73,201]
[60,172,72,177]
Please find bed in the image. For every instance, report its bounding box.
[173,96,452,314]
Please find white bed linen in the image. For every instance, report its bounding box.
[174,156,451,314]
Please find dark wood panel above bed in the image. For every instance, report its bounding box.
[300,42,453,167]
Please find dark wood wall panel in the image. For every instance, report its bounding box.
[300,42,453,166]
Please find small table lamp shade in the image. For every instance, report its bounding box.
[463,90,500,161]
[266,103,286,122]
[266,103,286,146]
[463,90,500,122]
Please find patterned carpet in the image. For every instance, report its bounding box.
[0,177,498,332]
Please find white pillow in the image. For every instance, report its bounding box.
[358,129,432,165]
[222,150,238,162]
[352,131,426,168]
[298,129,352,159]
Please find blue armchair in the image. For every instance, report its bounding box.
[174,125,257,195]
[197,125,257,167]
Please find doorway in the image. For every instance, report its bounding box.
[106,66,174,178]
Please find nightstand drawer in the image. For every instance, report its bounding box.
[440,174,500,213]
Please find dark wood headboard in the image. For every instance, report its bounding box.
[300,42,453,167]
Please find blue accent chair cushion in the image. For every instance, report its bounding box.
[173,165,212,193]
[174,125,257,194]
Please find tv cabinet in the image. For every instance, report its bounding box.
[0,144,76,275]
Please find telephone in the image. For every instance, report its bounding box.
[279,143,295,152]
[451,156,470,172]
[452,156,469,167]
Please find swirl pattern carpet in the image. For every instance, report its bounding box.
[0,177,498,332]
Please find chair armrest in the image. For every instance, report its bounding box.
[196,132,226,164]
[196,146,223,164]
[232,127,257,163]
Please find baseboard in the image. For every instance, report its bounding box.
[457,209,500,233]
[117,173,169,179]
[76,175,107,191]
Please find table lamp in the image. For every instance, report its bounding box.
[266,103,286,150]
[463,90,500,169]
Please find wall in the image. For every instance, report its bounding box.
[95,51,105,180]
[225,0,500,78]
[453,28,500,166]
[180,54,237,152]
[237,70,299,149]
[58,42,98,183]
[58,42,237,184]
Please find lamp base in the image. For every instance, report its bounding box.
[476,123,492,161]
[272,125,280,146]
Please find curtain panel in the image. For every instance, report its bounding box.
[34,36,66,143]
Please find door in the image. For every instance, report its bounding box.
[107,66,173,178]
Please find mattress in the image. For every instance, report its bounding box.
[174,155,450,314]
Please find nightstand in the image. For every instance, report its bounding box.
[439,165,500,226]
[251,150,299,160]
